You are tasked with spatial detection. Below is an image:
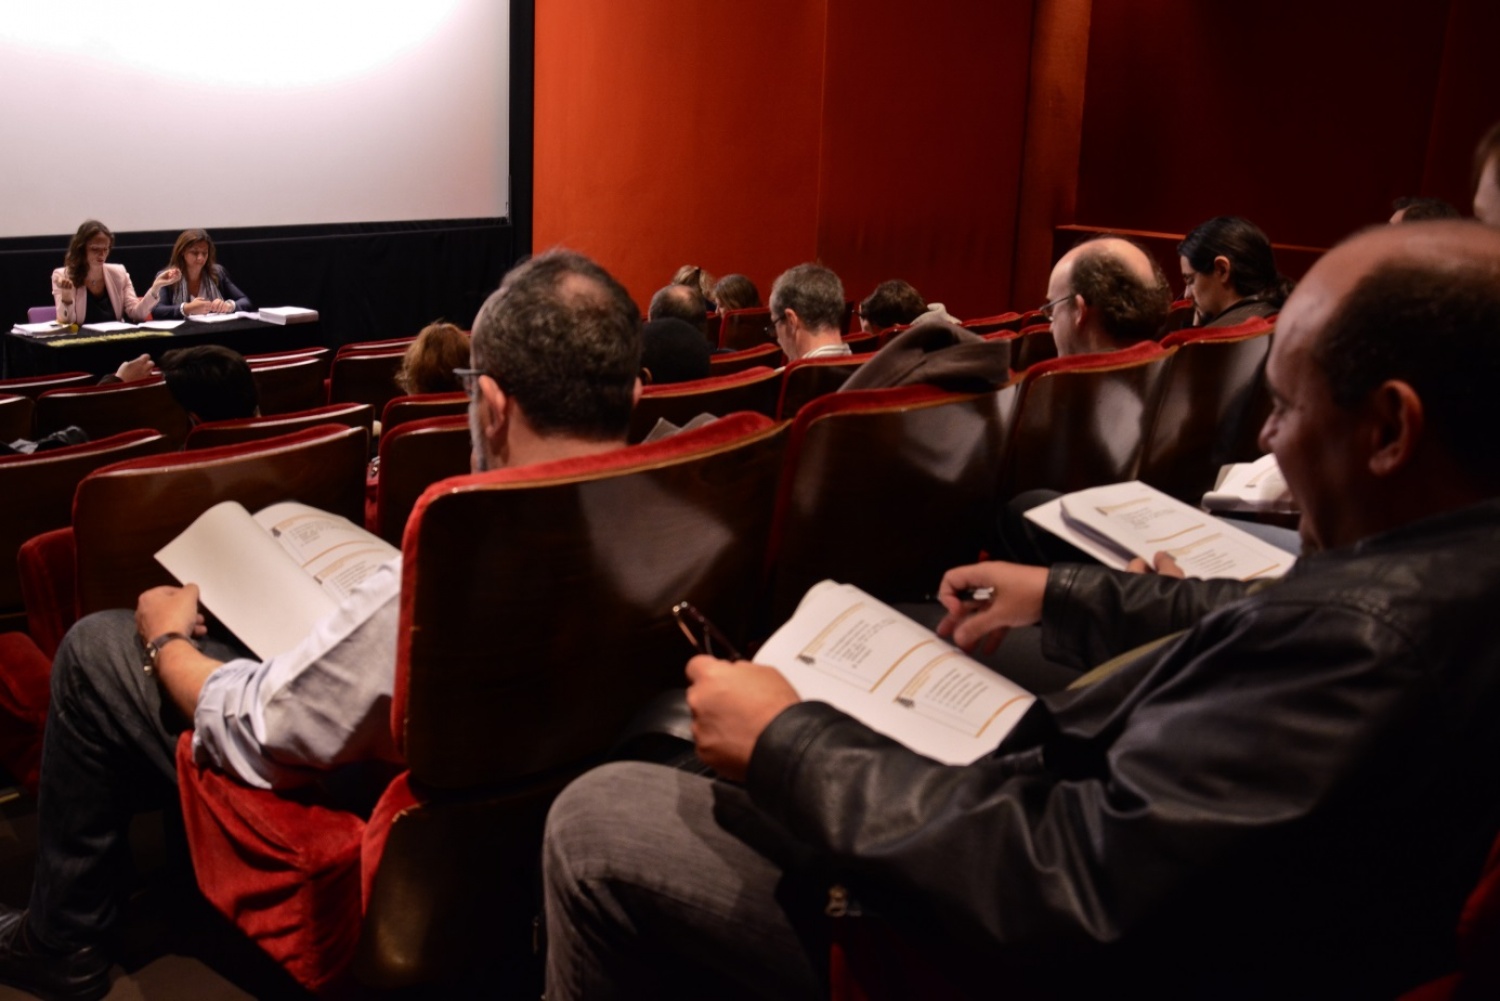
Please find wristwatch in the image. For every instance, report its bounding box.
[143,631,197,677]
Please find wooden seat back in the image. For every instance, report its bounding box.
[776,356,868,419]
[381,392,470,435]
[374,415,473,544]
[717,306,772,351]
[328,351,407,415]
[395,411,789,788]
[763,384,1014,628]
[0,430,170,616]
[1000,342,1172,500]
[1138,324,1275,502]
[34,378,192,447]
[628,366,781,442]
[185,402,375,450]
[73,425,368,615]
[249,356,329,415]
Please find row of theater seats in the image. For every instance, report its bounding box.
[1,309,1494,996]
[0,338,434,448]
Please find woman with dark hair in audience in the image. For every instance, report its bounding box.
[711,273,760,312]
[1177,216,1293,327]
[152,229,254,319]
[51,219,178,325]
[395,322,471,395]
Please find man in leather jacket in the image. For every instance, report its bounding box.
[542,221,1500,999]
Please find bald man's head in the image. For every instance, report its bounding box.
[1046,236,1171,355]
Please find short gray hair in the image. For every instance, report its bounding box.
[770,263,844,332]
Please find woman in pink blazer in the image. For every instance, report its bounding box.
[51,219,179,325]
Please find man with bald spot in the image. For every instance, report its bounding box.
[1041,235,1171,357]
[542,222,1500,999]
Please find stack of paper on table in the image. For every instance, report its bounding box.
[1024,480,1294,581]
[756,580,1035,764]
[256,307,319,325]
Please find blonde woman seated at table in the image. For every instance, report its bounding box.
[151,229,254,319]
[51,219,178,325]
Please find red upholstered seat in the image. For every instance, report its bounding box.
[0,394,34,442]
[380,391,469,434]
[1399,829,1500,999]
[717,305,772,350]
[962,311,1023,335]
[371,414,472,543]
[709,342,782,375]
[175,412,790,991]
[248,355,329,415]
[327,350,408,416]
[0,632,54,792]
[34,377,192,447]
[776,355,869,419]
[0,371,95,399]
[1000,340,1173,500]
[628,365,781,442]
[184,402,374,450]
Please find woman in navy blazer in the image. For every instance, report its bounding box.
[51,219,178,325]
[152,229,254,319]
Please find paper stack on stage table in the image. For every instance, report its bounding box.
[1024,481,1294,581]
[9,322,72,338]
[1202,454,1297,515]
[256,307,319,325]
[155,500,399,659]
[80,321,139,334]
[756,581,1035,764]
[185,312,242,324]
[140,319,185,331]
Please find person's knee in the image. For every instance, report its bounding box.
[50,609,140,707]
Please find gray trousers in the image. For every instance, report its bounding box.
[543,761,827,1000]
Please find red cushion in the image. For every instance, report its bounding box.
[17,528,77,659]
[360,771,422,908]
[0,632,51,792]
[1022,338,1164,379]
[1160,316,1275,348]
[175,733,366,993]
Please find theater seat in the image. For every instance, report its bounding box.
[248,355,329,415]
[175,412,790,992]
[709,342,782,375]
[717,306,773,350]
[0,394,34,442]
[776,355,869,419]
[762,383,1015,629]
[185,403,374,450]
[372,414,472,544]
[628,366,781,442]
[999,340,1172,501]
[17,426,370,648]
[380,391,470,435]
[0,372,96,399]
[34,378,192,446]
[327,351,408,416]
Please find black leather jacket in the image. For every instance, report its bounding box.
[747,498,1500,998]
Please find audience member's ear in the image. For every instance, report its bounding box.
[640,367,654,386]
[1212,255,1232,283]
[633,378,644,405]
[1366,379,1424,477]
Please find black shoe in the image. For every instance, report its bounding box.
[0,905,111,1001]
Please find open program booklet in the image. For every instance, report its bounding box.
[1024,480,1294,581]
[758,581,1035,764]
[155,500,398,659]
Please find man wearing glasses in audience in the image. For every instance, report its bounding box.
[767,263,852,363]
[1040,235,1172,358]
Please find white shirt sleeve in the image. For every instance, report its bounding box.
[191,557,404,789]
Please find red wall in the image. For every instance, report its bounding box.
[1073,0,1500,255]
[535,2,1034,316]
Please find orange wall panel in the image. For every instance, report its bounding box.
[534,0,828,310]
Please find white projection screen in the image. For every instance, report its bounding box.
[0,0,509,238]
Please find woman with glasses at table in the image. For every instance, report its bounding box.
[151,228,255,319]
[51,219,179,325]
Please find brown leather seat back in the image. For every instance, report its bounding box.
[34,378,192,446]
[0,394,33,442]
[73,425,369,615]
[628,366,781,442]
[1138,328,1274,502]
[375,415,473,544]
[327,351,407,415]
[763,384,1014,628]
[0,431,169,614]
[249,356,328,415]
[337,337,416,356]
[184,402,374,450]
[381,392,470,435]
[717,306,772,350]
[396,413,788,789]
[776,356,868,419]
[1012,326,1058,371]
[1001,346,1172,500]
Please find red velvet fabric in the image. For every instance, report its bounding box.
[174,733,366,994]
[1021,338,1164,379]
[17,528,77,659]
[391,411,779,751]
[1160,316,1276,348]
[0,632,51,792]
[638,365,778,398]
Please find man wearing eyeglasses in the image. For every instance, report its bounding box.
[0,250,644,1001]
[767,263,852,362]
[1041,235,1171,357]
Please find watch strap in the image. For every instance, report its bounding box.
[143,631,197,677]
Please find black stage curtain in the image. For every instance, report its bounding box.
[0,217,518,351]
